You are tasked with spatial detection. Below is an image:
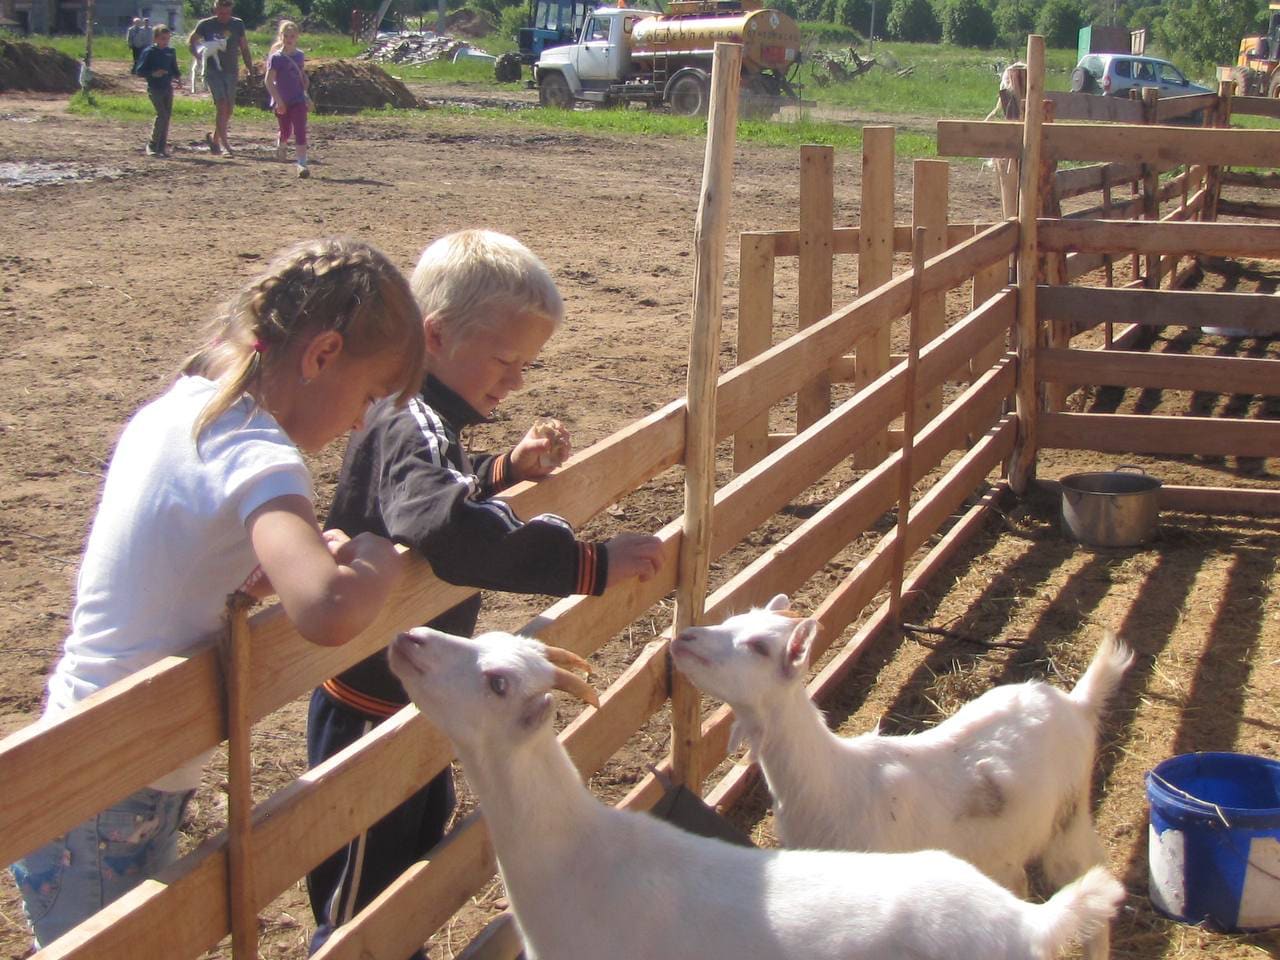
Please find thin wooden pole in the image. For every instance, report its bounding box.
[797,144,834,432]
[671,41,742,791]
[1008,34,1045,495]
[1205,80,1233,222]
[1142,88,1161,289]
[224,593,258,959]
[910,158,948,426]
[889,227,926,628]
[855,125,894,468]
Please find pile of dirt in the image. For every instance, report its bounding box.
[0,39,80,93]
[235,59,420,114]
[444,9,494,38]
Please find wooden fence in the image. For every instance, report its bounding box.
[5,35,1280,960]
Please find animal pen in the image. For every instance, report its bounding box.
[4,35,1279,960]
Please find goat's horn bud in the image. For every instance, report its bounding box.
[543,645,592,677]
[551,666,600,708]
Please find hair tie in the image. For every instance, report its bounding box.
[253,338,269,354]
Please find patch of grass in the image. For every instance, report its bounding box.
[68,89,220,121]
[386,56,502,85]
[23,34,132,61]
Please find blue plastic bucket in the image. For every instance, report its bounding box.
[1147,752,1280,931]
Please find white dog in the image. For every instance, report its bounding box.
[190,37,227,93]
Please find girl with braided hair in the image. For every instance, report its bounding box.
[10,237,426,951]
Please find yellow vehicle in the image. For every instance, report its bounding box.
[1219,1,1280,97]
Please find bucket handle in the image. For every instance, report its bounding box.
[1114,464,1147,476]
[1149,771,1280,884]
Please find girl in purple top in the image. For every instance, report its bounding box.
[265,20,311,178]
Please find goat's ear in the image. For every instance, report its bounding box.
[780,618,820,679]
[765,593,791,613]
[518,691,554,731]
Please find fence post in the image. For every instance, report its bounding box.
[223,593,258,960]
[672,41,742,791]
[1205,80,1233,222]
[889,226,926,628]
[910,158,948,426]
[1141,87,1161,288]
[797,144,834,432]
[733,233,774,473]
[854,125,894,468]
[1009,33,1045,496]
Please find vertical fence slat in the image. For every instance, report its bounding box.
[855,125,895,467]
[734,232,775,473]
[797,144,834,433]
[911,158,949,425]
[223,595,258,960]
[672,41,742,791]
[1009,33,1045,495]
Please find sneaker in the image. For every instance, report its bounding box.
[297,163,310,179]
[221,144,234,158]
[276,143,287,162]
[204,132,221,155]
[145,146,161,157]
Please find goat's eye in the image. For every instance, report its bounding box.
[487,674,508,696]
[746,638,771,658]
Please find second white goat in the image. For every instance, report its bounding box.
[672,596,1134,960]
[389,626,1124,960]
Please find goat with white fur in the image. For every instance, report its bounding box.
[389,626,1124,960]
[672,595,1134,960]
[190,38,226,93]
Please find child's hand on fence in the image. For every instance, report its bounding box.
[604,533,664,587]
[512,417,572,480]
[324,528,403,578]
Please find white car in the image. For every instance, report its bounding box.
[1071,53,1212,98]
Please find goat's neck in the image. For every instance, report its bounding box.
[457,728,599,878]
[743,685,841,804]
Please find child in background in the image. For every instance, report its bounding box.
[10,238,426,950]
[306,230,664,958]
[134,24,181,157]
[264,20,311,178]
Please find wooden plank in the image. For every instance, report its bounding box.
[1217,198,1280,220]
[1041,411,1280,459]
[1044,90,1145,123]
[855,125,895,468]
[672,41,742,790]
[223,599,257,960]
[1231,94,1280,119]
[912,160,949,424]
[891,227,926,625]
[797,143,835,432]
[733,232,774,472]
[1010,34,1045,495]
[1055,161,1145,199]
[1221,170,1280,190]
[1038,218,1280,258]
[1038,285,1280,333]
[940,120,1280,166]
[748,223,992,259]
[1160,485,1280,516]
[1154,92,1218,123]
[969,240,1008,379]
[919,219,1018,298]
[1039,347,1280,396]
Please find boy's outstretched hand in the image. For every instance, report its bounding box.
[604,533,664,587]
[512,417,572,480]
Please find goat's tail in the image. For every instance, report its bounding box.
[1026,866,1125,957]
[1069,630,1134,716]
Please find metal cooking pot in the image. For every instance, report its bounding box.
[1060,465,1161,547]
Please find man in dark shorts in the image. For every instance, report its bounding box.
[187,0,253,156]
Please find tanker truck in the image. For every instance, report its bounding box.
[533,0,801,115]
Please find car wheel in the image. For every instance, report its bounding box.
[1070,67,1096,94]
[494,52,522,84]
[538,72,573,109]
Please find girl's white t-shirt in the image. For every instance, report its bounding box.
[46,375,311,791]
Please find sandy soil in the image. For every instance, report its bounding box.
[1,75,1278,960]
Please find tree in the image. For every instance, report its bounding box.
[1035,0,1084,48]
[886,0,940,41]
[993,0,1035,47]
[1160,0,1266,69]
[942,0,996,46]
[234,0,266,26]
[834,0,873,33]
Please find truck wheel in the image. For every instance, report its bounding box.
[1270,73,1280,98]
[494,52,522,84]
[1232,66,1253,97]
[539,72,573,109]
[668,72,709,116]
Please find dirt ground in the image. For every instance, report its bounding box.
[1,68,1279,960]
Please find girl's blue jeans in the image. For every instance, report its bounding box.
[10,786,192,948]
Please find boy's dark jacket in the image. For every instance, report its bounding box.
[133,44,180,91]
[321,375,608,716]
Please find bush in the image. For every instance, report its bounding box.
[834,0,873,34]
[799,20,863,43]
[941,0,995,46]
[886,0,940,41]
[769,0,800,18]
[1034,0,1084,49]
[992,0,1034,48]
[497,2,524,41]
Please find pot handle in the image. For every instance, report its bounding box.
[1115,464,1147,476]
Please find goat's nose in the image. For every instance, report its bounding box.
[674,629,695,644]
[399,630,425,647]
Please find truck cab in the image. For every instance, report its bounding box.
[536,7,657,106]
[517,0,594,66]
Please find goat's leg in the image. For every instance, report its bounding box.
[1040,811,1111,960]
